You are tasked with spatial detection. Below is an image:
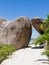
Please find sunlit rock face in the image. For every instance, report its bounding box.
[0,18,10,30]
[0,16,32,49]
[31,17,44,34]
[0,18,7,30]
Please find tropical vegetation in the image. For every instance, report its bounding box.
[0,44,16,63]
[33,14,49,60]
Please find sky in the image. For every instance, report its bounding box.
[0,0,49,42]
[0,0,49,20]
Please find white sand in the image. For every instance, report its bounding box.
[1,45,49,65]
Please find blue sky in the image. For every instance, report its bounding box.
[0,0,49,20]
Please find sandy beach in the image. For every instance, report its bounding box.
[1,45,49,65]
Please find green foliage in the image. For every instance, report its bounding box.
[42,50,49,55]
[0,44,3,49]
[33,14,49,46]
[40,24,43,29]
[33,14,49,61]
[33,35,44,46]
[45,27,49,34]
[45,14,49,23]
[0,44,16,63]
[33,34,49,46]
[42,50,49,60]
[40,14,49,30]
[42,14,49,23]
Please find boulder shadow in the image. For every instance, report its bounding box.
[27,46,44,49]
[35,59,49,64]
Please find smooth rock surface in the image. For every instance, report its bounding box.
[0,18,10,30]
[1,45,48,65]
[0,16,32,49]
[31,17,44,34]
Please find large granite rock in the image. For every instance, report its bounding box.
[0,16,32,49]
[0,18,10,30]
[0,18,7,30]
[31,17,44,34]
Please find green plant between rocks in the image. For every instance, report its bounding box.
[0,44,16,63]
[40,14,49,31]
